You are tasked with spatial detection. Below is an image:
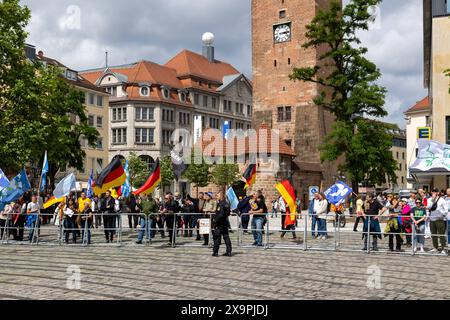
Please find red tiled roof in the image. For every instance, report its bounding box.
[404,97,431,114]
[195,124,295,157]
[164,49,239,83]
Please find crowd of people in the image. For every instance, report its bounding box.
[2,186,450,256]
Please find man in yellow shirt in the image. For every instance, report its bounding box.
[78,192,92,213]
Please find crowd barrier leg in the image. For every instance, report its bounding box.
[237,214,241,248]
[367,218,371,254]
[303,214,308,251]
[334,216,338,250]
[265,214,269,250]
[117,215,122,247]
[411,224,416,256]
[171,214,177,248]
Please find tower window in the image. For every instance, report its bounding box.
[274,60,277,67]
[277,106,292,122]
[279,10,286,19]
[288,58,291,65]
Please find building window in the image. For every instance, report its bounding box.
[162,109,174,122]
[399,163,402,171]
[247,105,252,117]
[140,86,150,97]
[96,95,103,107]
[96,138,103,150]
[402,152,405,160]
[396,152,399,160]
[194,93,199,105]
[209,117,219,129]
[112,107,127,122]
[179,92,186,103]
[277,106,292,122]
[135,128,155,144]
[112,128,127,145]
[446,116,450,144]
[224,100,232,112]
[135,107,154,121]
[203,95,208,107]
[212,97,217,109]
[96,116,103,128]
[88,115,95,126]
[162,88,170,99]
[162,129,173,145]
[89,93,95,105]
[279,10,286,19]
[179,112,190,126]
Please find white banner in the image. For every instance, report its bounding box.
[193,115,202,145]
[410,139,450,172]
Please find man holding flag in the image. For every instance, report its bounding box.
[276,180,297,240]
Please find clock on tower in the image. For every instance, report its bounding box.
[273,23,291,43]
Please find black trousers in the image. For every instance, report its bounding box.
[241,214,250,231]
[0,219,6,239]
[128,214,139,229]
[165,215,175,243]
[103,214,116,242]
[354,216,365,230]
[388,233,403,250]
[14,215,26,241]
[213,228,232,254]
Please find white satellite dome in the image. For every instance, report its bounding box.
[202,32,215,46]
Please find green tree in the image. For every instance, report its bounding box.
[0,0,99,188]
[183,149,212,196]
[289,0,397,196]
[160,156,175,189]
[210,163,240,193]
[127,152,150,190]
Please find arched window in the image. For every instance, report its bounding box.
[139,155,155,171]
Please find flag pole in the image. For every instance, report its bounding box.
[33,173,43,245]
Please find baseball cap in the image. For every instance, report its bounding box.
[400,198,408,202]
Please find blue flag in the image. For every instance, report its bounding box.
[226,187,239,211]
[324,181,352,206]
[0,167,9,192]
[40,151,48,192]
[86,169,94,199]
[121,160,131,198]
[0,169,31,209]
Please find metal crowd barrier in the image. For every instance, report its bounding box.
[1,211,449,258]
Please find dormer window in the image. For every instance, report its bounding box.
[140,86,150,97]
[162,88,170,99]
[179,92,187,103]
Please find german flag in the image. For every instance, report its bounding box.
[133,159,161,196]
[276,180,297,215]
[93,157,126,195]
[243,163,257,189]
[43,196,65,209]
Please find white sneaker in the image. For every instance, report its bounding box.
[420,247,425,253]
[430,249,438,254]
[413,247,417,253]
[441,250,448,256]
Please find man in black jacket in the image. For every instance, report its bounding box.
[160,192,180,245]
[101,190,116,243]
[212,191,232,257]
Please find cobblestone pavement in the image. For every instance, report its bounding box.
[0,239,449,300]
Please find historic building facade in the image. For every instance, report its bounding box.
[251,0,339,206]
[80,35,252,194]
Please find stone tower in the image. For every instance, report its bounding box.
[251,0,339,203]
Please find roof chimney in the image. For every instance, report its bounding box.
[202,32,215,63]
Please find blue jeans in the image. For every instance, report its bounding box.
[311,214,318,237]
[137,217,150,241]
[447,221,450,243]
[251,216,265,246]
[317,218,328,236]
[416,223,426,246]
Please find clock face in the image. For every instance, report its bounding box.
[274,24,291,43]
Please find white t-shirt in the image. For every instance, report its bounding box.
[27,202,39,214]
[313,199,320,213]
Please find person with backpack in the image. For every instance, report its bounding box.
[316,193,329,240]
[427,188,448,255]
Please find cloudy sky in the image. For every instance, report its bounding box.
[22,0,426,128]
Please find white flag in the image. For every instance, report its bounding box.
[53,173,77,199]
[410,139,450,172]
